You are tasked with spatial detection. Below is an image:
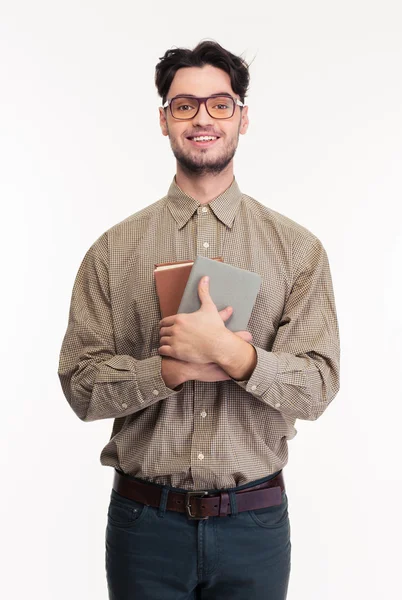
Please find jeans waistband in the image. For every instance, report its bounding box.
[115,468,283,495]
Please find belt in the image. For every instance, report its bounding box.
[113,469,285,520]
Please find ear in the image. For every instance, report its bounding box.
[159,107,169,137]
[239,105,249,135]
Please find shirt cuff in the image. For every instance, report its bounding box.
[135,354,184,404]
[95,354,183,404]
[233,345,279,398]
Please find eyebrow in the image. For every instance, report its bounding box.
[174,92,233,97]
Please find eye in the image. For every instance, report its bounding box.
[207,96,234,113]
[172,99,198,113]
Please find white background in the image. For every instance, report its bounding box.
[1,1,401,598]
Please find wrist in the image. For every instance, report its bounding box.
[161,357,188,389]
[209,328,235,364]
[215,335,257,380]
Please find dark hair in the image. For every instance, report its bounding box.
[155,40,250,104]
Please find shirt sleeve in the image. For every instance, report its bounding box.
[233,236,340,421]
[57,232,182,422]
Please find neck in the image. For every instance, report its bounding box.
[175,163,234,205]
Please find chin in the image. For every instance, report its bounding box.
[180,159,233,176]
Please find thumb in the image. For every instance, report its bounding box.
[198,276,232,320]
[198,276,215,309]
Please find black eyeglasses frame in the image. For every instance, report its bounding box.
[162,93,245,120]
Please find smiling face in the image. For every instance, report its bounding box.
[159,64,249,176]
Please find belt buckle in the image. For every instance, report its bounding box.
[185,490,209,520]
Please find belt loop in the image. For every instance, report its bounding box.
[219,491,230,517]
[157,486,169,518]
[228,490,238,517]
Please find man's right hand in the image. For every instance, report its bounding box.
[161,330,253,388]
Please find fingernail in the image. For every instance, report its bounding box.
[202,276,209,285]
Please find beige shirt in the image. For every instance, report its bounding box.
[58,177,340,490]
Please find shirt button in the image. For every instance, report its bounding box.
[201,207,208,213]
[121,403,127,409]
[275,402,281,408]
[200,411,207,418]
[251,385,257,391]
[203,242,209,248]
[152,389,159,396]
[198,453,204,460]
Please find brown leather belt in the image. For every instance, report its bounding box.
[113,469,285,520]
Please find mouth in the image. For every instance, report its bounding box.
[186,135,220,148]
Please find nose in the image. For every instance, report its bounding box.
[192,100,215,127]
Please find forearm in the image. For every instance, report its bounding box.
[210,312,339,421]
[58,353,182,422]
[229,238,340,421]
[233,344,340,421]
[58,235,185,422]
[162,356,234,385]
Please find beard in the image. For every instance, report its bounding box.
[167,128,240,176]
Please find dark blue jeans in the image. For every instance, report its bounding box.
[105,470,291,599]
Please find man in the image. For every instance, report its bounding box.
[58,40,340,600]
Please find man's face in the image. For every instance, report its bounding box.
[159,65,249,175]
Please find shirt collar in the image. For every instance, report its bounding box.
[166,176,243,229]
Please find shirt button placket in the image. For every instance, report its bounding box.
[196,206,215,257]
[192,380,213,481]
[193,210,217,485]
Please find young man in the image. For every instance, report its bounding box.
[58,41,340,600]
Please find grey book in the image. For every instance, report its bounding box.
[177,255,262,332]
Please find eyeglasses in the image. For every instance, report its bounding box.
[162,94,244,120]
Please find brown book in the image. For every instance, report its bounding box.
[154,257,223,318]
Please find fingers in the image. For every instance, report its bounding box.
[159,326,174,337]
[158,345,172,357]
[190,362,231,382]
[159,316,176,327]
[234,330,253,342]
[218,306,233,321]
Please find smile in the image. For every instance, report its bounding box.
[186,136,220,147]
[190,136,218,141]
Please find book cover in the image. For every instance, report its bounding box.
[177,255,262,332]
[154,257,223,318]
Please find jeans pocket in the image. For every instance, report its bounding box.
[107,490,149,528]
[248,491,290,529]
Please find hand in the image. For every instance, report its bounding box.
[233,330,253,343]
[161,330,253,387]
[158,275,234,364]
[187,329,254,382]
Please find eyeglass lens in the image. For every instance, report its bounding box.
[171,96,235,119]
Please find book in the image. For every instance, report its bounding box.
[154,257,223,318]
[177,255,262,332]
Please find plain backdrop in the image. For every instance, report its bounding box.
[1,1,401,598]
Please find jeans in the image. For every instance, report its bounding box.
[105,470,291,599]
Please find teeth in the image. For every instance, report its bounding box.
[192,136,217,142]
